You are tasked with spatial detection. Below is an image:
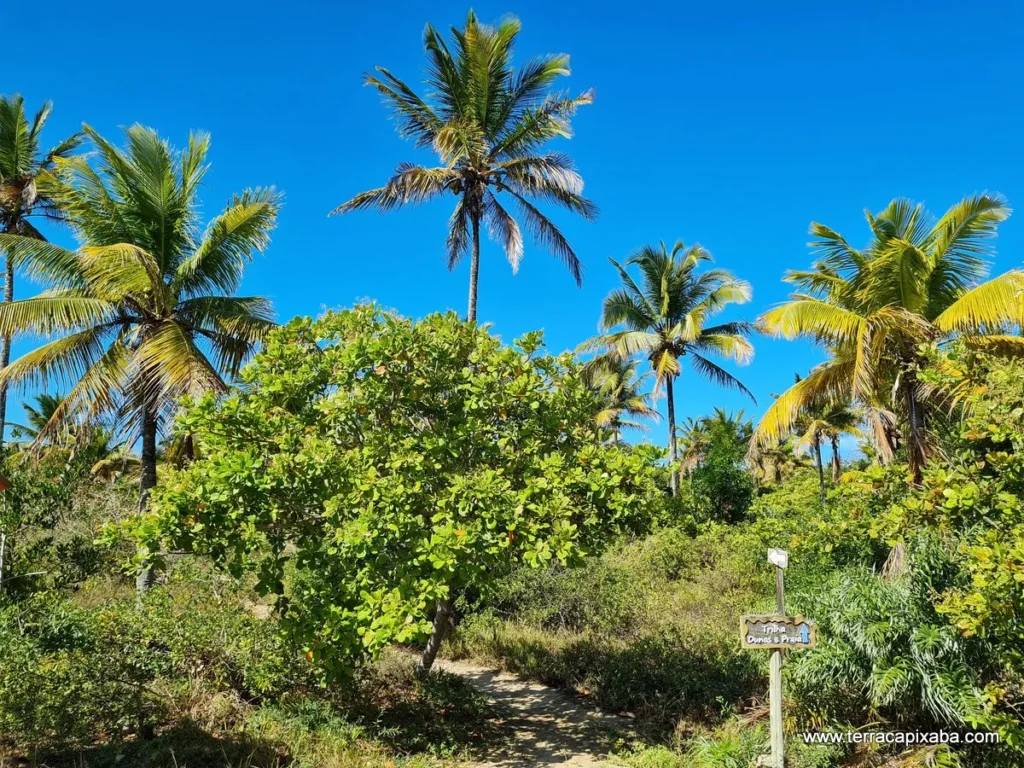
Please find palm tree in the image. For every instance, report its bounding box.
[581,356,658,443]
[331,11,596,322]
[582,241,755,495]
[8,393,69,445]
[0,125,279,595]
[751,196,1024,484]
[751,436,810,485]
[819,402,862,482]
[0,95,82,440]
[676,417,710,477]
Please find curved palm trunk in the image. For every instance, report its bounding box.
[830,434,841,482]
[466,213,481,323]
[0,255,13,444]
[417,596,453,675]
[135,404,159,600]
[666,376,678,497]
[813,432,825,503]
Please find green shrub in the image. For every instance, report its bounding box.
[0,592,160,748]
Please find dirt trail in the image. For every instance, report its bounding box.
[434,658,632,767]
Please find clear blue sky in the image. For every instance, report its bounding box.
[6,0,1024,443]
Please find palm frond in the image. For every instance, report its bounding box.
[690,353,755,402]
[175,187,280,295]
[0,294,117,337]
[933,270,1024,334]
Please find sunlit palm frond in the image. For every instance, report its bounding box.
[0,293,117,337]
[482,189,524,271]
[504,188,583,285]
[933,270,1024,334]
[135,321,227,403]
[760,297,866,346]
[175,187,281,295]
[749,358,854,453]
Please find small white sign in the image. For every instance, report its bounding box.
[768,548,789,570]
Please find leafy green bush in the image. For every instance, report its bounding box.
[144,307,668,673]
[0,592,160,748]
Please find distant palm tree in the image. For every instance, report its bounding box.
[582,241,755,495]
[795,399,863,501]
[581,356,657,443]
[0,95,82,439]
[0,125,279,595]
[332,11,596,322]
[676,417,710,477]
[752,196,1024,483]
[751,437,810,485]
[8,393,68,444]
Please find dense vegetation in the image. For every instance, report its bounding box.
[2,9,1024,768]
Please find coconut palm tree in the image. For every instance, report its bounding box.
[581,356,657,443]
[331,11,596,322]
[751,437,810,485]
[751,196,1024,484]
[0,95,82,439]
[676,417,710,477]
[8,393,69,445]
[0,125,279,595]
[794,404,860,502]
[582,241,755,495]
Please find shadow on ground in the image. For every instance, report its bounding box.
[15,720,286,768]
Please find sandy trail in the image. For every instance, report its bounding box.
[434,658,632,767]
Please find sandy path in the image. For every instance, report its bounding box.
[434,658,632,767]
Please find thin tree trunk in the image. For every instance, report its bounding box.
[0,256,13,445]
[830,434,841,482]
[813,432,825,503]
[666,376,678,497]
[0,528,7,594]
[135,404,159,599]
[466,213,481,323]
[903,378,926,485]
[417,597,453,675]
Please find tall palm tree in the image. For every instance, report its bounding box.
[582,241,755,495]
[581,356,658,443]
[0,95,82,440]
[0,125,279,595]
[331,11,596,322]
[751,196,1024,483]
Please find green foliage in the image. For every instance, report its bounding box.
[0,566,310,751]
[0,446,129,595]
[682,410,755,523]
[144,306,665,673]
[0,592,159,747]
[455,526,766,734]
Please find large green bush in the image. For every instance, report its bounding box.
[143,306,667,673]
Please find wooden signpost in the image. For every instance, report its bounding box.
[742,548,817,768]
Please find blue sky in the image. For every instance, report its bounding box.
[5,0,1024,444]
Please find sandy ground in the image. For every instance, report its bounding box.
[434,658,633,767]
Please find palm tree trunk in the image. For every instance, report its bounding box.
[903,378,926,485]
[666,376,678,497]
[466,213,481,323]
[813,432,825,503]
[830,434,841,482]
[417,596,453,675]
[135,404,159,599]
[0,255,13,445]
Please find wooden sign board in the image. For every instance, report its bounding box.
[740,614,816,650]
